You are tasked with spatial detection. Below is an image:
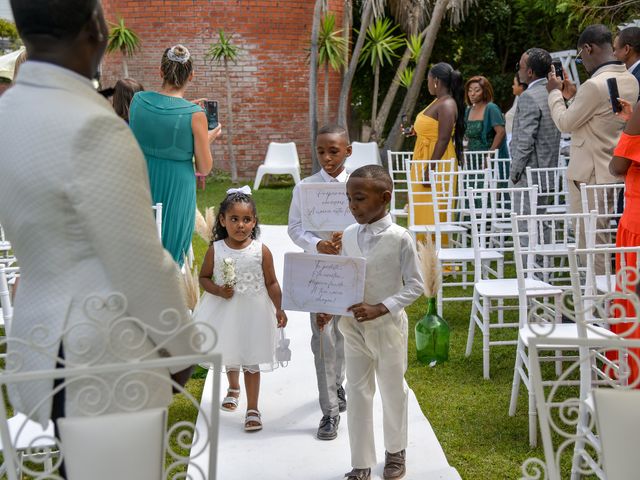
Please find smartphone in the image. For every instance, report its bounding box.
[552,60,564,80]
[606,77,622,114]
[205,100,219,130]
[401,114,412,135]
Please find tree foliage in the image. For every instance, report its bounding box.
[0,18,18,41]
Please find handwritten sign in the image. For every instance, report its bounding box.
[282,252,366,316]
[300,183,356,232]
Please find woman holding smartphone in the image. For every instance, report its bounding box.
[129,45,222,267]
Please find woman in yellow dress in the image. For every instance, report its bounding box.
[404,62,465,228]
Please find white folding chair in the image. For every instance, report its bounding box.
[563,245,640,479]
[465,186,537,379]
[523,335,640,480]
[151,203,162,240]
[430,169,503,316]
[580,182,625,249]
[0,266,15,338]
[253,142,301,190]
[405,158,458,240]
[345,141,381,173]
[462,149,498,171]
[488,156,511,190]
[0,292,220,480]
[508,211,601,447]
[526,165,568,214]
[386,151,412,222]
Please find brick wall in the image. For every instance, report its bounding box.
[101,0,345,179]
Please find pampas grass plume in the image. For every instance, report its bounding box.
[417,235,441,298]
[195,206,216,244]
[183,264,200,311]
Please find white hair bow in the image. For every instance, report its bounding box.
[167,45,191,64]
[226,185,252,196]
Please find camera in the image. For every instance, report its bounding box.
[205,100,219,130]
[551,60,563,80]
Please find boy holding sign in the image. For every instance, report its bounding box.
[287,124,352,440]
[318,165,423,480]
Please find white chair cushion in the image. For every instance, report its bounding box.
[58,408,167,480]
[519,323,612,347]
[594,389,640,480]
[475,278,562,299]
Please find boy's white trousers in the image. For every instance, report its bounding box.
[338,314,409,469]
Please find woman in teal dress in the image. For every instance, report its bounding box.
[463,75,509,159]
[129,45,221,266]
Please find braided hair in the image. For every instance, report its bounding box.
[213,192,261,243]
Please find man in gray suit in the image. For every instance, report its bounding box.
[509,48,561,242]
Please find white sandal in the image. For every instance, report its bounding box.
[221,388,240,412]
[244,409,262,432]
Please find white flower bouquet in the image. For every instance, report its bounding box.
[222,257,237,287]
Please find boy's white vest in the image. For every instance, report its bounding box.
[341,222,407,319]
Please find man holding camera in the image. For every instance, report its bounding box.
[547,24,638,271]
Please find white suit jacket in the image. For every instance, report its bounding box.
[0,62,198,426]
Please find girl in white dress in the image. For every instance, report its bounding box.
[195,186,287,432]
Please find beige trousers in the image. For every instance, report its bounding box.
[338,314,409,469]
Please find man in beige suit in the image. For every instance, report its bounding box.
[547,24,638,267]
[0,0,203,431]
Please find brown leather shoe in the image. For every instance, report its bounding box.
[344,468,371,480]
[383,449,406,479]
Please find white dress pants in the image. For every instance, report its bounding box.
[339,314,409,469]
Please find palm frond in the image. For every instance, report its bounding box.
[417,235,441,299]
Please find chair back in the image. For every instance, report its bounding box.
[152,203,162,240]
[405,158,456,234]
[511,212,597,326]
[462,149,498,171]
[345,142,381,173]
[525,166,568,212]
[0,266,12,335]
[263,142,300,168]
[579,182,625,247]
[487,156,511,189]
[468,186,537,279]
[386,151,412,221]
[430,168,487,249]
[0,292,220,480]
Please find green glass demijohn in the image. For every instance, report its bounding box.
[415,297,450,366]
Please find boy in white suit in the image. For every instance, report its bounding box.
[318,165,423,480]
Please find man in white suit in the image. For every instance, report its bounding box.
[0,0,198,431]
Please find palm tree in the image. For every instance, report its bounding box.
[317,13,348,124]
[106,18,140,78]
[206,30,241,183]
[359,17,404,141]
[384,0,476,152]
[309,0,324,172]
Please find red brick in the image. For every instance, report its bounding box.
[101,0,344,179]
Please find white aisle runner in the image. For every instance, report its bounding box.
[189,225,461,479]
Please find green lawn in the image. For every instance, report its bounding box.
[178,176,550,479]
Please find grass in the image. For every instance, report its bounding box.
[179,176,571,479]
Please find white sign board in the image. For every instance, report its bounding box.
[300,183,355,232]
[282,252,366,316]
